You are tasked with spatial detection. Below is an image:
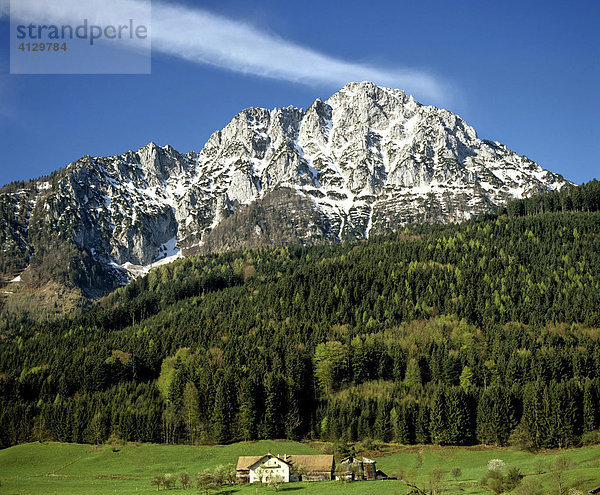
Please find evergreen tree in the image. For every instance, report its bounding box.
[583,378,599,433]
[238,377,258,441]
[430,387,448,445]
[211,373,234,443]
[446,387,473,445]
[374,397,391,442]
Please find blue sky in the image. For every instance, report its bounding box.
[0,0,598,186]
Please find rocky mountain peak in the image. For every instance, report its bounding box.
[1,82,571,295]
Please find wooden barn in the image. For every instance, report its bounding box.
[287,454,335,481]
[336,456,377,481]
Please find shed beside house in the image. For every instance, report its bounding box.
[375,469,389,480]
[336,456,377,481]
[363,457,376,480]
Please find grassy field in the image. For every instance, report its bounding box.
[1,441,599,494]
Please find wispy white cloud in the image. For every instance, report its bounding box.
[2,0,448,102]
[150,3,446,102]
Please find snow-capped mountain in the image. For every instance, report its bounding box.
[0,82,570,294]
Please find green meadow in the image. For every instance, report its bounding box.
[1,441,599,494]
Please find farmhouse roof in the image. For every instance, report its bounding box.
[236,456,263,471]
[236,453,334,473]
[239,454,293,471]
[287,454,334,472]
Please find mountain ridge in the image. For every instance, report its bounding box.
[0,81,571,296]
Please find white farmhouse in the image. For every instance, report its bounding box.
[248,454,290,483]
[236,453,335,484]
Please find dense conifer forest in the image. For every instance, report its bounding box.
[1,180,600,451]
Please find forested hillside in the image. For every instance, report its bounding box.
[1,182,600,451]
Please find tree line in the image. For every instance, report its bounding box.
[1,184,600,450]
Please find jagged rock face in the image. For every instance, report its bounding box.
[33,147,194,268]
[0,81,571,293]
[179,81,569,245]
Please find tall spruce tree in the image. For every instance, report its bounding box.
[430,386,448,445]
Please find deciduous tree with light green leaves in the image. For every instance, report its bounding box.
[314,341,348,394]
[404,358,422,389]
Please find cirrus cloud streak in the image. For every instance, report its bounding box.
[2,0,448,102]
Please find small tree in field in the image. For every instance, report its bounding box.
[163,473,176,490]
[504,467,522,491]
[152,474,165,491]
[487,476,504,494]
[481,463,522,494]
[428,467,447,495]
[487,459,505,472]
[212,464,235,486]
[180,471,190,489]
[196,469,216,495]
[268,474,284,492]
[451,467,462,481]
[254,466,266,483]
[553,457,575,495]
[533,458,548,475]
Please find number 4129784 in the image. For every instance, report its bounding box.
[18,42,67,52]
